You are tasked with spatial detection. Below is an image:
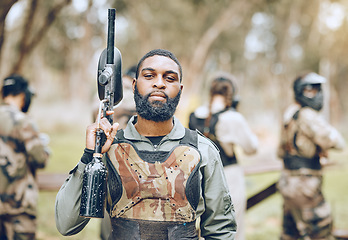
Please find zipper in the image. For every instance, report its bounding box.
[147,135,167,151]
[153,137,167,151]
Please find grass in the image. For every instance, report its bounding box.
[36,124,101,240]
[245,172,282,239]
[43,125,86,173]
[37,192,101,240]
[35,122,348,239]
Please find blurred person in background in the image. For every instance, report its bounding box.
[277,72,345,240]
[0,75,50,240]
[56,49,236,239]
[188,72,258,240]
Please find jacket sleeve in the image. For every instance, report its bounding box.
[55,161,90,236]
[21,118,50,169]
[198,138,237,239]
[216,111,258,155]
[300,109,345,151]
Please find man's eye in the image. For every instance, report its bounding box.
[166,76,176,81]
[144,74,154,79]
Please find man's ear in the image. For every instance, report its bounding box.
[180,83,183,91]
[132,78,136,92]
[18,92,26,111]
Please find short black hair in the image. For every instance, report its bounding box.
[135,49,182,82]
[1,74,30,99]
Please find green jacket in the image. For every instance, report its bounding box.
[55,116,236,239]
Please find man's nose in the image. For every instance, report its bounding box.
[153,76,166,89]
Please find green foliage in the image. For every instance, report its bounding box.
[3,0,348,130]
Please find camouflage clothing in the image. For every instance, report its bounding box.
[0,214,36,240]
[55,116,236,239]
[277,104,345,240]
[278,169,334,240]
[0,103,50,239]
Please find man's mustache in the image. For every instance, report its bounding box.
[146,91,168,100]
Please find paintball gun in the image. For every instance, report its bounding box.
[80,8,123,218]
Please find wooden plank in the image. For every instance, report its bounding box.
[243,161,282,175]
[246,182,278,210]
[37,173,68,191]
[333,229,348,239]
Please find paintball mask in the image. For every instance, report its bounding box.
[293,72,326,111]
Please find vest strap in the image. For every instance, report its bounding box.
[188,109,238,167]
[283,154,321,170]
[109,218,198,240]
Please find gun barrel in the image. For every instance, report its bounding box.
[107,9,116,64]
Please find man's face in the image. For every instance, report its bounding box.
[303,84,320,98]
[133,55,183,122]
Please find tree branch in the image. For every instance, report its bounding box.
[10,0,72,74]
[185,1,255,94]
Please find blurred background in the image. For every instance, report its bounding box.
[1,0,347,239]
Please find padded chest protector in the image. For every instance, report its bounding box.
[282,110,321,170]
[106,129,201,222]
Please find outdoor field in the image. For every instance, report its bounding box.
[2,1,348,239]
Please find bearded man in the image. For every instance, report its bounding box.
[55,49,236,240]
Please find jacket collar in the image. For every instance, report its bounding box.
[123,115,185,142]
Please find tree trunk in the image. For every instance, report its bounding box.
[0,0,18,67]
[182,0,255,107]
[186,1,257,93]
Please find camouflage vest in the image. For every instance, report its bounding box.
[282,109,321,170]
[106,129,201,222]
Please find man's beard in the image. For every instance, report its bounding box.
[134,84,181,122]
